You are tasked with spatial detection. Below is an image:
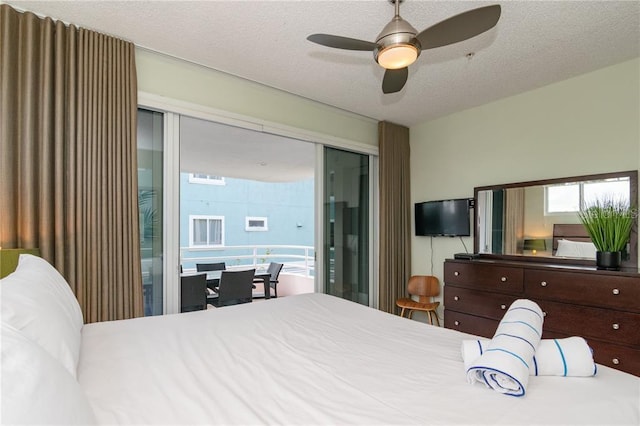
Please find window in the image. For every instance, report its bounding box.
[188,173,225,185]
[245,217,268,231]
[545,183,580,214]
[190,215,224,247]
[545,177,630,215]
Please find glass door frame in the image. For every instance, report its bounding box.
[315,146,378,307]
[139,92,378,314]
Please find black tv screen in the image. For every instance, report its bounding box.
[415,199,471,237]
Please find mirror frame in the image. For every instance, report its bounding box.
[473,170,638,268]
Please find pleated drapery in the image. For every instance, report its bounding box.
[378,121,412,314]
[0,4,143,322]
[504,187,525,255]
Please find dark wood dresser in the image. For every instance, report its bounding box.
[443,258,640,376]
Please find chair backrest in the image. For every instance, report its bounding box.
[267,262,283,281]
[407,275,440,303]
[217,269,255,306]
[196,262,226,272]
[180,273,207,312]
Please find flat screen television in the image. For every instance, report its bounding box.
[414,198,471,237]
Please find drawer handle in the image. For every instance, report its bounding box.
[612,288,620,295]
[454,271,460,276]
[612,358,620,365]
[454,296,459,301]
[454,321,460,326]
[612,323,620,330]
[540,281,547,287]
[500,304,506,310]
[500,276,507,282]
[543,311,547,317]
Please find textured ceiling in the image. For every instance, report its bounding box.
[5,0,639,129]
[179,116,315,182]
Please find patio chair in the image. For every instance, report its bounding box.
[196,262,226,272]
[180,273,208,313]
[196,262,226,290]
[208,269,255,308]
[266,262,284,298]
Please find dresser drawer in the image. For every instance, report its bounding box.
[444,261,524,294]
[542,330,640,377]
[444,310,498,338]
[525,269,640,311]
[444,285,518,321]
[588,340,640,377]
[536,299,640,347]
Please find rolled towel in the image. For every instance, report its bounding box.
[462,337,597,377]
[466,299,544,397]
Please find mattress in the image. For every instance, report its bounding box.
[78,293,640,425]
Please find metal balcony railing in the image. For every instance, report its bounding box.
[179,244,315,277]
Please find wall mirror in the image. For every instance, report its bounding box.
[473,170,638,268]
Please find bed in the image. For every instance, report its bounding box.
[2,255,639,425]
[552,223,597,259]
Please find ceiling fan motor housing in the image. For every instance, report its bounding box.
[374,15,421,69]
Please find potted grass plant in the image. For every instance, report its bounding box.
[578,197,636,270]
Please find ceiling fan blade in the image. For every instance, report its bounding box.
[382,68,408,94]
[416,5,501,50]
[307,34,377,51]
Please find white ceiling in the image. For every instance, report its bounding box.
[5,1,640,182]
[179,116,315,182]
[6,0,639,129]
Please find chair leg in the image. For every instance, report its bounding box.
[408,310,414,320]
[426,310,433,325]
[399,307,406,317]
[428,310,440,327]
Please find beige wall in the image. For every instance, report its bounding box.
[410,58,640,310]
[136,48,378,146]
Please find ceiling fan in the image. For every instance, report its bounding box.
[307,1,501,94]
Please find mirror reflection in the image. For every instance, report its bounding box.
[474,171,637,265]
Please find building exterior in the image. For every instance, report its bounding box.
[179,173,314,271]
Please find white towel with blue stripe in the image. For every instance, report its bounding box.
[466,299,544,397]
[462,337,597,377]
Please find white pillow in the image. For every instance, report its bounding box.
[1,254,84,377]
[1,322,97,425]
[555,239,597,259]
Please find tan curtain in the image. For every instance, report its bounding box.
[378,121,411,313]
[504,187,525,254]
[0,4,143,322]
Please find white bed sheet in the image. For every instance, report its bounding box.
[78,293,639,425]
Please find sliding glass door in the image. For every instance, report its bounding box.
[138,101,377,314]
[137,109,164,316]
[323,147,370,306]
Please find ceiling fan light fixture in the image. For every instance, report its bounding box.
[376,43,419,69]
[306,2,502,93]
[374,14,421,70]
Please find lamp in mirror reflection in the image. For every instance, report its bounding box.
[523,239,547,255]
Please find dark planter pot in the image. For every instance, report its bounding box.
[596,251,622,270]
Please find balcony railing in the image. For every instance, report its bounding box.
[179,244,315,277]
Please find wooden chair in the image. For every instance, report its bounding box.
[396,275,441,326]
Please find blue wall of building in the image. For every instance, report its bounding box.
[180,174,314,269]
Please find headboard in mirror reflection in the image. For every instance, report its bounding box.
[474,170,638,268]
